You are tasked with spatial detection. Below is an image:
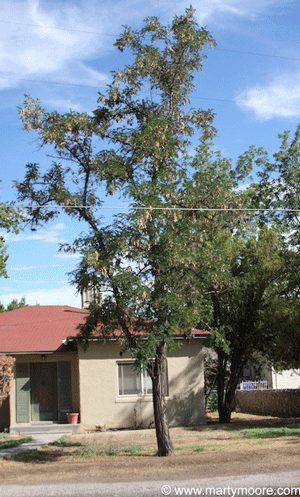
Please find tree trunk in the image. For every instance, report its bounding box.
[219,377,241,423]
[218,399,232,423]
[217,349,247,424]
[217,347,229,422]
[151,344,174,457]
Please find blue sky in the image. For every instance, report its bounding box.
[1,0,300,307]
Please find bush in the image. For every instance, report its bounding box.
[206,389,218,412]
[0,356,15,406]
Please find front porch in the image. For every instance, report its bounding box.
[8,355,80,432]
[10,420,81,435]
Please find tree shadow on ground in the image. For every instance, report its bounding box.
[4,448,71,464]
[195,413,300,431]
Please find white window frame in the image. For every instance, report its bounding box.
[117,362,152,397]
[117,361,168,397]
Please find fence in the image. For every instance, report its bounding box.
[235,389,300,417]
[237,381,269,391]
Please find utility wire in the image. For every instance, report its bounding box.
[216,47,300,62]
[0,74,106,89]
[1,75,299,114]
[0,19,117,36]
[0,21,299,117]
[0,18,299,62]
[10,205,300,213]
[0,74,243,103]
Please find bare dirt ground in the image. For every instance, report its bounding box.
[1,413,300,485]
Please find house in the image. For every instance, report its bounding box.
[261,365,300,389]
[0,305,209,433]
[236,362,300,417]
[239,361,300,390]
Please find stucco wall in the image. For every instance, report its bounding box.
[9,353,79,425]
[235,390,300,417]
[78,340,206,430]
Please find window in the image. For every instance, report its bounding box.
[118,363,152,396]
[118,362,168,396]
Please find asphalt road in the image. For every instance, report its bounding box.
[1,470,300,497]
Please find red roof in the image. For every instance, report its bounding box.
[0,305,88,353]
[0,305,210,354]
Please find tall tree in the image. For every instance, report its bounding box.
[233,125,300,374]
[207,229,289,423]
[16,8,216,456]
[177,140,292,423]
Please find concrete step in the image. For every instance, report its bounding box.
[10,422,81,435]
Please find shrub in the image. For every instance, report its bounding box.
[206,389,218,412]
[0,356,15,406]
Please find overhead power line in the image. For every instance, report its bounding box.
[1,75,300,114]
[0,18,299,62]
[216,47,300,62]
[0,19,116,36]
[11,204,300,213]
[0,74,240,103]
[0,74,106,89]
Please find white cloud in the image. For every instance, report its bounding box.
[0,0,289,93]
[236,72,300,120]
[1,222,66,243]
[0,285,17,292]
[9,263,61,271]
[0,0,291,101]
[43,98,85,113]
[0,0,114,91]
[55,252,81,260]
[193,0,274,22]
[0,285,81,307]
[160,0,290,24]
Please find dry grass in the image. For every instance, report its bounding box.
[1,412,300,484]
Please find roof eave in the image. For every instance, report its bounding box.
[67,332,210,343]
[0,349,77,355]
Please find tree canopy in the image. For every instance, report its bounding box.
[160,137,295,423]
[201,227,290,422]
[14,6,300,437]
[16,7,217,456]
[234,125,300,374]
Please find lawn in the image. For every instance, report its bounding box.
[1,413,300,484]
[0,434,32,450]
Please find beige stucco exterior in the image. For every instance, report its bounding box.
[4,338,206,432]
[78,339,206,430]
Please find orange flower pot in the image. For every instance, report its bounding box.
[66,412,79,424]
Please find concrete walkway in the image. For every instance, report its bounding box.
[0,433,70,457]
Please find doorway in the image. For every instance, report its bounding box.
[30,363,58,421]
